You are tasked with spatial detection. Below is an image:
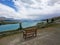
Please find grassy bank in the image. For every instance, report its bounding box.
[0,29,22,38]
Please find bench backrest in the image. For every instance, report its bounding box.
[24,28,37,33]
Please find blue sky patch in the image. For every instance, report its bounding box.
[0,0,17,11]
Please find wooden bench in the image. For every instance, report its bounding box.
[23,28,37,39]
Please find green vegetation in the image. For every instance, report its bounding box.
[0,23,2,25]
[37,16,60,29]
[51,18,54,23]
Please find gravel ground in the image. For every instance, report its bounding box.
[0,24,60,45]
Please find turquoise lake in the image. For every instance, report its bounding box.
[0,21,39,32]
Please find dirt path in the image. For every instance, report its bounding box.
[0,24,60,45]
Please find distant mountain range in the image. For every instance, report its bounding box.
[0,16,60,23]
[0,17,13,20]
[0,17,20,24]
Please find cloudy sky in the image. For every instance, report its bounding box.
[0,0,60,20]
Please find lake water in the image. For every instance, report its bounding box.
[0,21,40,32]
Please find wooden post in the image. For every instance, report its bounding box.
[19,22,22,30]
[47,19,49,23]
[18,22,22,30]
[51,18,54,23]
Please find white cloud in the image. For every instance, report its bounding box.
[0,3,22,19]
[14,0,60,16]
[0,0,60,20]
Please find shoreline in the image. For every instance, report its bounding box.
[0,25,36,38]
[0,21,60,38]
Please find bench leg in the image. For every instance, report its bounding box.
[23,34,27,39]
[35,31,37,37]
